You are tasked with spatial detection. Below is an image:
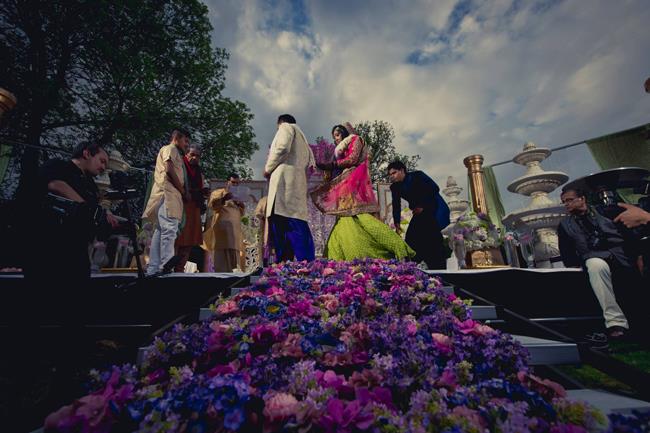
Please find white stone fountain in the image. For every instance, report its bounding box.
[502,142,568,268]
[441,176,470,235]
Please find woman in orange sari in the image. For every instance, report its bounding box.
[311,124,414,260]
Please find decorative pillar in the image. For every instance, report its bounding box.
[459,154,505,267]
[463,154,489,215]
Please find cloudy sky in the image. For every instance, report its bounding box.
[205,0,650,213]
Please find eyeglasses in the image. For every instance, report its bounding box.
[561,197,582,204]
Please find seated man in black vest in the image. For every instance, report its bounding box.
[558,186,640,343]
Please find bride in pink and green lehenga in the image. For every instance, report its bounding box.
[310,124,414,261]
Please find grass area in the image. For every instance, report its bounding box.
[610,342,650,374]
[556,342,650,395]
[556,364,634,394]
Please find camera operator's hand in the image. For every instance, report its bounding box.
[614,203,650,228]
[106,211,121,229]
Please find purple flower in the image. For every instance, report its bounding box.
[319,398,374,433]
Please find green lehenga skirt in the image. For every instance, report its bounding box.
[324,213,415,261]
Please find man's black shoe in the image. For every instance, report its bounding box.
[583,332,609,350]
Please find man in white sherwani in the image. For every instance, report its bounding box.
[263,114,316,262]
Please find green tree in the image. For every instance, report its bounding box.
[353,120,420,183]
[0,0,257,192]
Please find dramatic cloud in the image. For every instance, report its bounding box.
[206,0,650,212]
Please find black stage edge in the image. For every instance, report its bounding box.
[0,272,250,432]
[427,268,602,318]
[0,272,250,328]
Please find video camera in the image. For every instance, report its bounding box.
[105,171,138,201]
[44,171,137,236]
[563,167,650,219]
[44,193,108,235]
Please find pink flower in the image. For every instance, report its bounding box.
[451,406,486,430]
[207,363,236,377]
[323,350,368,367]
[216,300,239,316]
[271,333,304,358]
[437,369,457,389]
[361,298,381,314]
[324,298,339,313]
[457,319,496,336]
[251,323,282,346]
[145,368,167,384]
[518,371,567,399]
[349,369,383,388]
[404,315,418,336]
[263,392,299,423]
[265,286,285,297]
[207,323,235,352]
[431,333,452,354]
[340,323,370,347]
[315,370,347,392]
[322,267,335,277]
[44,369,133,433]
[288,299,317,317]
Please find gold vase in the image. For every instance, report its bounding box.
[465,248,507,268]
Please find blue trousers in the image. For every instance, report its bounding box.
[268,213,315,263]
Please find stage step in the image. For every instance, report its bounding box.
[440,285,454,294]
[470,305,497,320]
[567,389,650,414]
[513,335,580,365]
[196,305,497,322]
[136,335,580,370]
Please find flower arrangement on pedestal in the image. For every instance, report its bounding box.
[448,212,506,268]
[43,258,645,433]
[449,212,501,252]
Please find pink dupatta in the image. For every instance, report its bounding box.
[310,134,380,216]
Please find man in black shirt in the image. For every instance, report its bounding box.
[12,142,119,422]
[22,141,118,283]
[388,161,446,269]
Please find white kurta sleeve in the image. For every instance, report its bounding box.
[265,123,295,174]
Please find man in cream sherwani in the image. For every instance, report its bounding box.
[263,114,316,263]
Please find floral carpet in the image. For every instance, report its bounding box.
[45,259,649,432]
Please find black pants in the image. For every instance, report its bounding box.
[405,210,445,269]
[11,227,93,427]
